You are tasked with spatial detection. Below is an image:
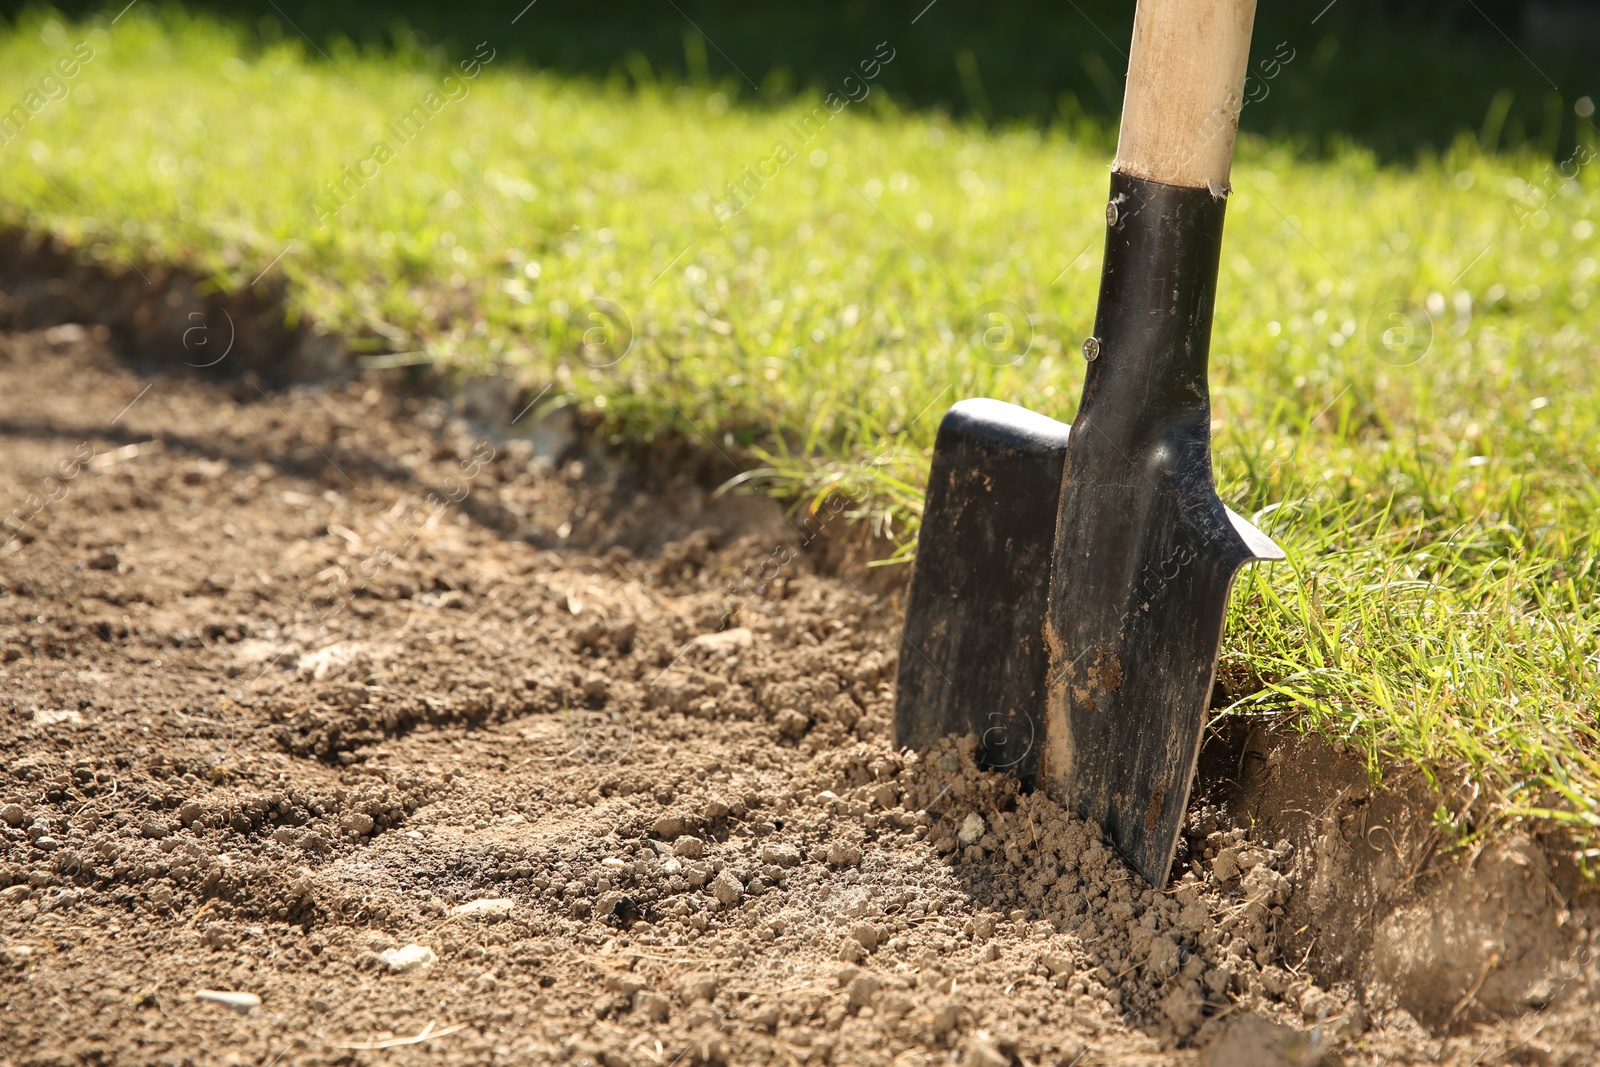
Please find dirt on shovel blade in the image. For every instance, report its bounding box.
[2,323,1599,1065]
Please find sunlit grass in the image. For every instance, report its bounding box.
[2,9,1598,847]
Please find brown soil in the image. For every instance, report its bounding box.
[2,323,1598,1066]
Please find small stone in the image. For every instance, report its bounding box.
[452,898,514,920]
[380,944,437,973]
[774,708,810,738]
[582,674,608,698]
[634,990,671,1022]
[691,628,753,653]
[1,804,24,827]
[850,922,880,951]
[1211,847,1241,882]
[32,836,60,851]
[196,989,261,1014]
[673,836,706,860]
[202,927,237,950]
[340,812,375,835]
[958,813,986,846]
[139,819,169,839]
[1147,935,1180,978]
[1041,954,1075,980]
[1242,865,1291,907]
[760,843,802,867]
[679,975,718,1003]
[711,871,743,906]
[748,1001,781,1030]
[846,973,881,1008]
[703,797,730,820]
[178,801,203,827]
[837,939,864,963]
[652,814,696,841]
[826,841,862,867]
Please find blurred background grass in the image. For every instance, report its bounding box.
[15,0,1598,160]
[1,1,1598,847]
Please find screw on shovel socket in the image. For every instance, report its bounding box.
[1082,337,1101,361]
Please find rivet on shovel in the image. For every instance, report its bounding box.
[1105,200,1121,227]
[1081,336,1101,362]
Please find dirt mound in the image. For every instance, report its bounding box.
[2,325,1598,1065]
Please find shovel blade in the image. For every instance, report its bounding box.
[894,398,1071,783]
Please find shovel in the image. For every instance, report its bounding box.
[895,0,1283,886]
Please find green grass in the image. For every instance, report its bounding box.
[4,10,1599,850]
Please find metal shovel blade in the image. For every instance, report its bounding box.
[894,399,1072,785]
[1041,173,1283,887]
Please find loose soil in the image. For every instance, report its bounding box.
[2,323,1598,1066]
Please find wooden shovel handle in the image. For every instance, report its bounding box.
[1113,0,1259,190]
